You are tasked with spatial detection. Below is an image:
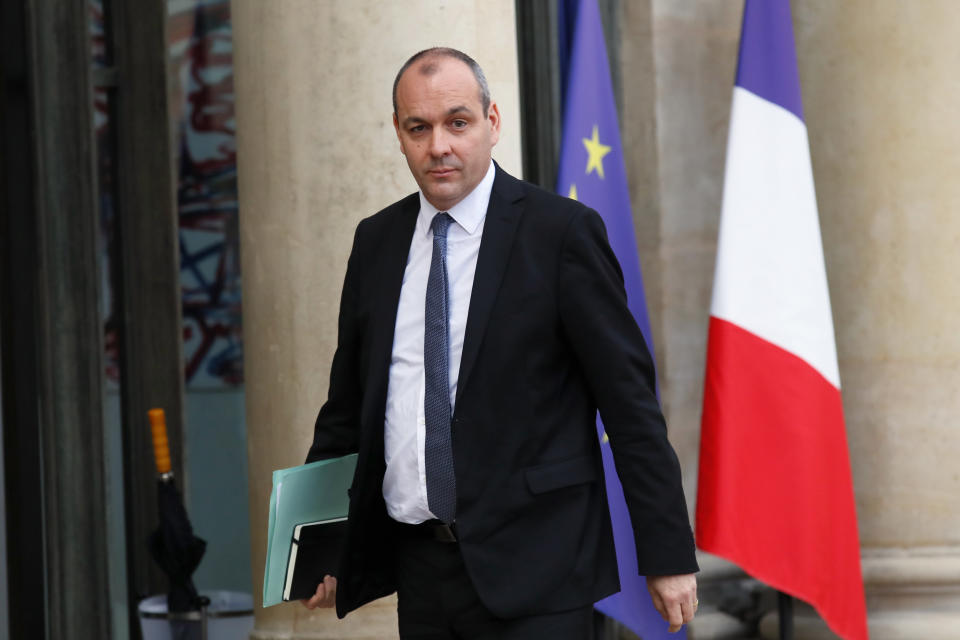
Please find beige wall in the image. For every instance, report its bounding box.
[232,1,522,638]
[794,1,960,550]
[632,0,960,553]
[795,3,960,633]
[621,1,960,636]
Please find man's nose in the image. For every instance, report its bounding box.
[429,129,451,157]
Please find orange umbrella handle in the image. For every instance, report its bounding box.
[148,408,172,475]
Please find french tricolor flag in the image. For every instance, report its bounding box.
[695,2,869,639]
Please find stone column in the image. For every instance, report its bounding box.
[619,0,743,528]
[231,1,522,638]
[786,2,960,637]
[619,3,750,638]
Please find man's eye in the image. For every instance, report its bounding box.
[451,120,467,129]
[410,125,426,133]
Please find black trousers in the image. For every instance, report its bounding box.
[394,535,595,640]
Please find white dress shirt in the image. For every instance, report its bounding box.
[383,160,496,524]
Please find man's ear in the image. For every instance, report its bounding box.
[392,113,406,155]
[487,101,501,146]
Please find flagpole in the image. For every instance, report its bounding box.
[777,591,794,640]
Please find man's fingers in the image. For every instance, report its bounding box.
[310,583,327,608]
[300,575,337,610]
[665,600,684,633]
[314,575,337,608]
[648,588,668,621]
[322,575,338,606]
[647,573,698,631]
[300,582,325,610]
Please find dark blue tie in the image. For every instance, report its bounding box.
[424,212,456,524]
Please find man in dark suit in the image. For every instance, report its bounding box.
[302,47,698,639]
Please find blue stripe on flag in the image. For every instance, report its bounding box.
[735,0,805,121]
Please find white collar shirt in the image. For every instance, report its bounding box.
[383,160,496,524]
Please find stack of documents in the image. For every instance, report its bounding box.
[262,454,357,607]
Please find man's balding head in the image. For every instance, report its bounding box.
[392,47,491,117]
[391,47,501,211]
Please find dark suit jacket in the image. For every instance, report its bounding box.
[306,165,698,619]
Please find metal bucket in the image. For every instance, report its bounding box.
[138,590,254,640]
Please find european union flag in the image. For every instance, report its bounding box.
[556,1,682,638]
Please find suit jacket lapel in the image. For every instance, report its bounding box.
[365,194,419,445]
[455,167,526,407]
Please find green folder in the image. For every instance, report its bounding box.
[262,453,357,607]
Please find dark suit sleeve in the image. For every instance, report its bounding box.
[305,221,366,463]
[557,208,699,576]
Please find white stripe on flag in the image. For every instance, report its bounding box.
[711,87,841,388]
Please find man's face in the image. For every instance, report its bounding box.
[393,57,501,211]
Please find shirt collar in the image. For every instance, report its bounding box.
[417,160,495,237]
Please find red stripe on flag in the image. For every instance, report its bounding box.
[697,317,868,640]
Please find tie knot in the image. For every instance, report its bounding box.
[431,212,453,238]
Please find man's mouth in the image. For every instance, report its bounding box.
[428,167,457,178]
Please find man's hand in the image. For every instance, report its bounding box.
[646,573,698,633]
[300,575,337,610]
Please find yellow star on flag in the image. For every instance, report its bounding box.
[568,183,578,200]
[583,124,612,179]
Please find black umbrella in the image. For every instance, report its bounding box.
[147,408,208,640]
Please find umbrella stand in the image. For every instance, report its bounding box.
[148,408,208,640]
